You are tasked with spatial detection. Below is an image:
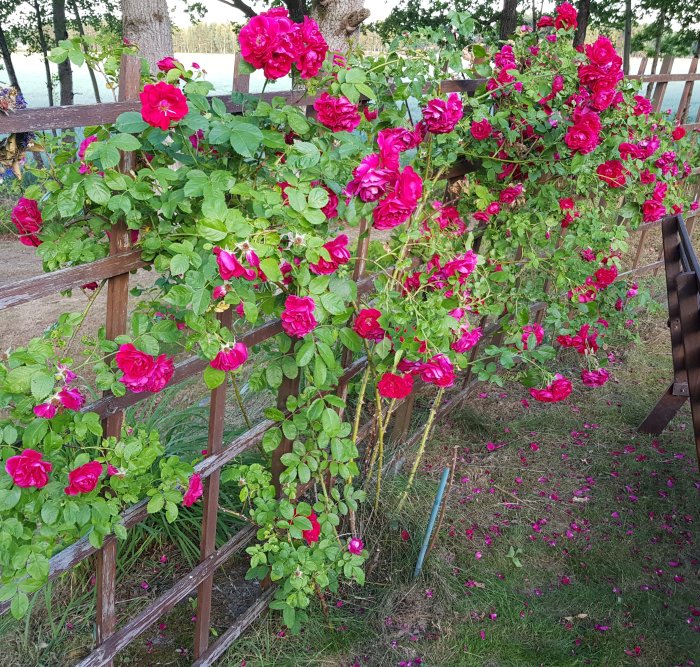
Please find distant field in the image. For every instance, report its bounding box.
[5,53,699,120]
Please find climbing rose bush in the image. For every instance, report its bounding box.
[1,3,696,628]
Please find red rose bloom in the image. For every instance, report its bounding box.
[672,126,686,141]
[521,323,544,349]
[584,36,619,68]
[310,234,350,275]
[65,460,103,495]
[212,247,256,281]
[239,15,279,68]
[281,295,318,338]
[372,166,423,230]
[302,511,321,544]
[596,160,628,188]
[140,82,189,131]
[642,199,667,223]
[470,118,493,140]
[554,2,578,30]
[529,375,572,402]
[595,264,618,288]
[11,197,43,247]
[377,372,414,399]
[5,449,52,489]
[58,386,85,410]
[211,342,248,371]
[116,343,175,394]
[422,93,463,134]
[499,185,523,203]
[313,93,361,133]
[354,308,385,341]
[451,326,483,353]
[564,109,601,154]
[183,473,203,507]
[346,153,396,203]
[157,56,179,72]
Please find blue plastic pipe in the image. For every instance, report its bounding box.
[413,467,450,578]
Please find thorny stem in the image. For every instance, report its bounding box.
[397,387,445,512]
[66,280,106,354]
[372,390,386,512]
[229,372,252,429]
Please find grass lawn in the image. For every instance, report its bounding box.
[1,288,698,667]
[219,303,700,667]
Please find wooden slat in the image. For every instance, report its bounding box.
[0,78,486,134]
[677,58,699,124]
[95,53,141,666]
[74,526,257,667]
[0,249,145,311]
[628,73,700,83]
[191,588,275,667]
[650,55,674,113]
[194,310,232,658]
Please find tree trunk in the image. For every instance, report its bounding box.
[285,0,307,23]
[530,0,537,29]
[0,23,21,93]
[122,0,174,73]
[52,0,74,105]
[32,0,55,106]
[499,0,519,40]
[70,0,101,102]
[573,0,591,47]
[646,10,665,96]
[623,0,632,75]
[310,0,369,54]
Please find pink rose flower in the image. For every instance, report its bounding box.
[451,326,483,353]
[499,184,523,204]
[210,342,249,371]
[372,166,423,230]
[295,17,328,79]
[77,135,98,160]
[281,295,318,338]
[313,93,361,133]
[564,109,601,154]
[11,197,43,247]
[65,460,104,495]
[33,403,57,419]
[212,247,256,281]
[139,82,189,131]
[581,368,610,387]
[116,343,174,394]
[554,2,578,30]
[183,473,203,507]
[418,354,455,388]
[348,537,364,555]
[58,386,85,410]
[377,372,414,399]
[529,375,572,402]
[422,93,463,134]
[345,153,397,202]
[238,14,281,70]
[5,449,52,489]
[584,36,620,68]
[521,323,544,349]
[157,56,180,72]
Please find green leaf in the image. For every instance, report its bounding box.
[340,328,362,353]
[259,257,282,283]
[147,494,165,514]
[22,419,49,448]
[286,188,306,213]
[111,134,141,151]
[321,292,346,315]
[345,68,366,84]
[0,488,21,511]
[307,187,329,209]
[30,372,55,401]
[85,177,111,205]
[115,111,149,133]
[266,365,283,389]
[196,218,228,242]
[203,366,226,390]
[229,118,263,157]
[295,340,315,367]
[10,592,29,620]
[170,254,190,276]
[165,501,179,523]
[262,427,282,453]
[40,503,59,525]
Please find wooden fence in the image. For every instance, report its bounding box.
[0,52,698,665]
[640,213,700,466]
[626,55,700,278]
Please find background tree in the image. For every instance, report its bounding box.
[499,0,519,39]
[122,0,173,72]
[52,0,73,105]
[573,0,591,46]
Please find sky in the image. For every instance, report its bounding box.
[169,0,404,27]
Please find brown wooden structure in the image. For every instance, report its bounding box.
[1,52,699,664]
[640,214,700,465]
